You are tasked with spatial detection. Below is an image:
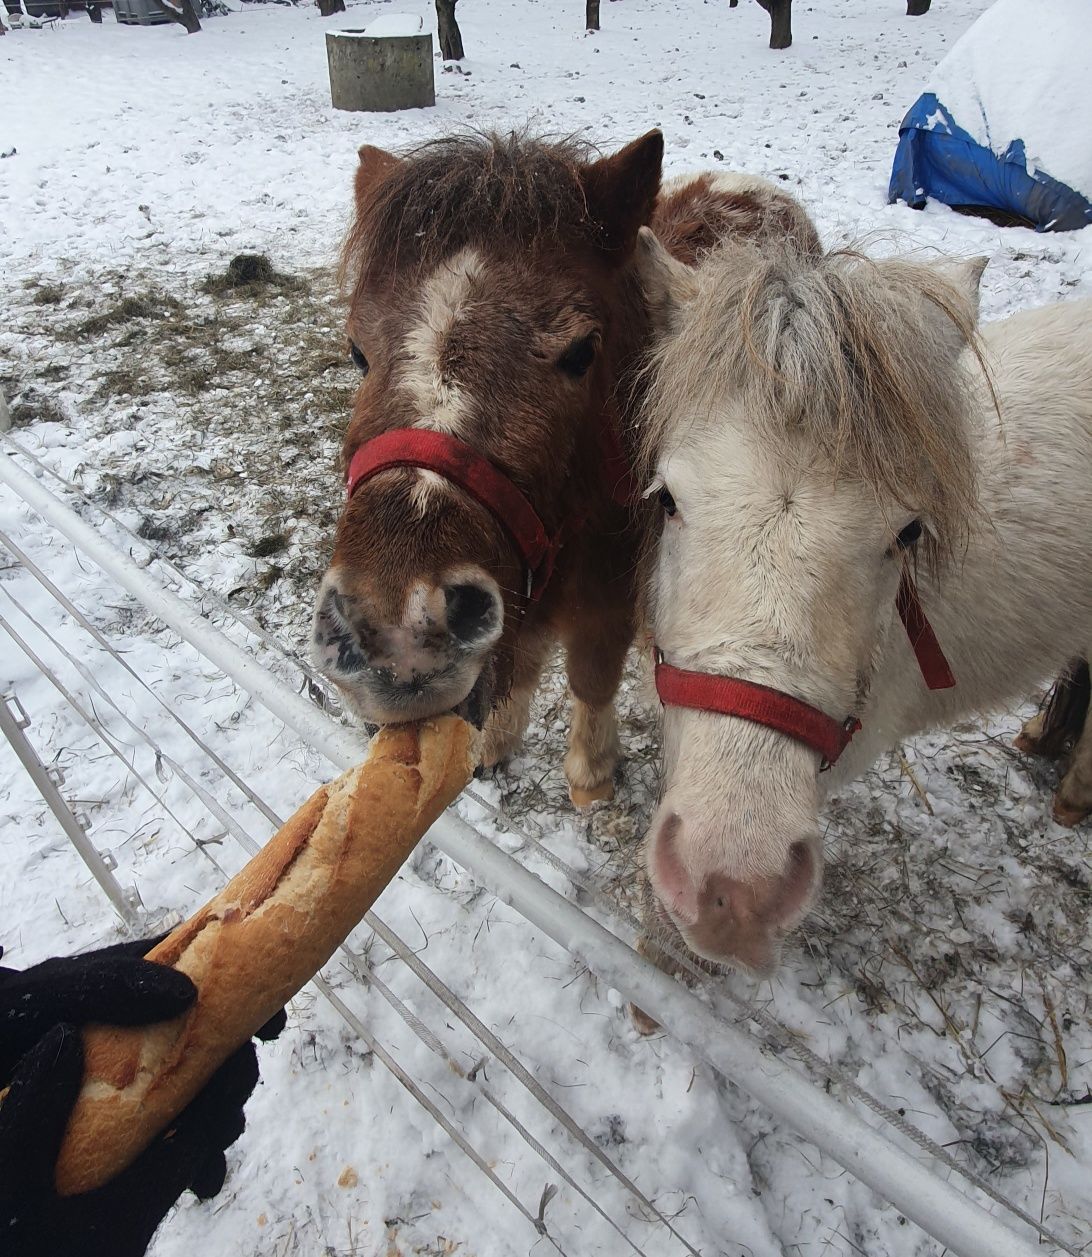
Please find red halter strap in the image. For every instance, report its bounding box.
[653,571,955,770]
[345,428,560,601]
[896,571,956,690]
[654,662,861,768]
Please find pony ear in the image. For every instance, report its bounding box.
[931,255,988,319]
[355,144,403,207]
[636,226,699,333]
[925,255,988,360]
[582,130,664,259]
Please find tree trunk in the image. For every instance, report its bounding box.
[906,0,931,13]
[316,0,345,15]
[165,0,202,33]
[88,2,103,22]
[435,0,464,60]
[755,0,791,49]
[585,0,599,29]
[729,0,738,7]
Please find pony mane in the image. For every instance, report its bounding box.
[639,241,987,565]
[342,132,603,291]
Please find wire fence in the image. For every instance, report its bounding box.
[0,436,1078,1257]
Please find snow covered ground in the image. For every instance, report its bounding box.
[2,2,1091,1255]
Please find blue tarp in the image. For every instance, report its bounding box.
[889,91,1092,233]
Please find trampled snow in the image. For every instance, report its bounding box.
[1,2,1091,1256]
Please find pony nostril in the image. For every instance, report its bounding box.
[444,582,500,645]
[312,584,370,677]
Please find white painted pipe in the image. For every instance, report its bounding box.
[0,451,1051,1257]
[0,690,140,927]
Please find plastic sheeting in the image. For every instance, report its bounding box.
[889,0,1092,232]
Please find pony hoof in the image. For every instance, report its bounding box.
[1052,796,1091,828]
[629,1003,662,1036]
[569,779,615,808]
[1013,729,1051,757]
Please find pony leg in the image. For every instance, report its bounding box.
[1053,659,1092,826]
[480,628,552,769]
[566,699,621,807]
[1015,659,1090,759]
[561,618,629,807]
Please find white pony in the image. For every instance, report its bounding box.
[635,229,1092,975]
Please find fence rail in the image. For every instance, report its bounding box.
[0,446,1065,1257]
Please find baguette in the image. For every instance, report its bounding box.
[53,714,478,1197]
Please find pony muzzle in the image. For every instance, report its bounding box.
[647,806,821,974]
[311,568,504,724]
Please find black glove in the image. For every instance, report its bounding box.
[0,937,286,1257]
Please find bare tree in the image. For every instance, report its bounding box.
[317,0,346,14]
[586,0,599,30]
[160,0,201,34]
[906,0,931,12]
[435,0,464,60]
[755,0,791,49]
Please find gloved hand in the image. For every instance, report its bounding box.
[0,936,286,1257]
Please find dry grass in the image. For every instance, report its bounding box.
[4,383,67,426]
[30,282,65,306]
[200,252,304,298]
[65,292,184,339]
[0,258,352,647]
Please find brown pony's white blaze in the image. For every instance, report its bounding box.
[314,133,821,802]
[637,227,1092,973]
[401,247,483,438]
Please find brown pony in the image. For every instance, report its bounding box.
[312,133,820,803]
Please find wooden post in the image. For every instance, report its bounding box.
[586,0,599,30]
[326,29,436,112]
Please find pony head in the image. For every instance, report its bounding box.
[313,132,663,724]
[636,232,986,972]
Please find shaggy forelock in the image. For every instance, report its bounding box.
[342,132,603,294]
[640,241,987,565]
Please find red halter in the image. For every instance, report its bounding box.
[345,418,638,603]
[346,428,561,601]
[654,571,955,770]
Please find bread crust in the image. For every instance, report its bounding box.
[53,714,478,1197]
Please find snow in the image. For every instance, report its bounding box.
[917,0,1092,197]
[2,2,1092,1256]
[361,13,424,37]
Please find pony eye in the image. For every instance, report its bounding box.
[659,487,678,518]
[558,334,597,378]
[349,342,369,374]
[895,519,923,550]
